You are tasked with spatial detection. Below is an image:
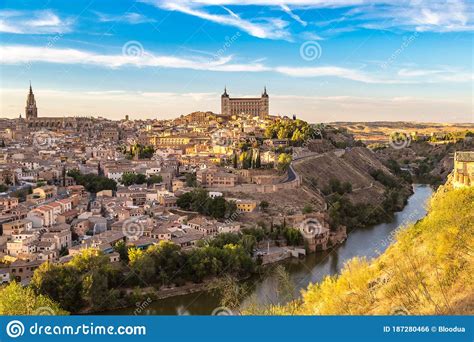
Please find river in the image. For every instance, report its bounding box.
[103,184,433,315]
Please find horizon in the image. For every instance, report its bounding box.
[1,0,473,123]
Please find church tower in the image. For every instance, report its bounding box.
[221,87,230,116]
[25,82,38,120]
[260,86,269,119]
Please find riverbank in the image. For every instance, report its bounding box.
[253,182,473,315]
[102,184,433,315]
[83,281,213,314]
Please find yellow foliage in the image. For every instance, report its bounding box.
[253,186,473,315]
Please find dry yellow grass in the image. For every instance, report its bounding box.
[245,182,474,315]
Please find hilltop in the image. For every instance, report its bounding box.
[331,121,474,144]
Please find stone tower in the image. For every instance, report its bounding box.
[221,87,230,116]
[25,82,38,120]
[260,86,269,119]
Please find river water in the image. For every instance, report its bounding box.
[104,184,433,315]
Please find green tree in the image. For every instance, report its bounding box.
[177,189,237,219]
[0,282,68,315]
[147,174,163,185]
[255,151,261,168]
[31,262,83,312]
[67,170,117,193]
[82,269,114,310]
[284,227,303,246]
[113,240,130,263]
[185,173,197,187]
[241,227,265,242]
[128,248,156,284]
[212,275,249,314]
[233,153,238,169]
[120,172,146,186]
[138,145,155,159]
[259,200,269,211]
[277,153,292,171]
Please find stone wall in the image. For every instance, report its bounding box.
[207,173,301,194]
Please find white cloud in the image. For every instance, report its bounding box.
[398,68,473,82]
[0,44,268,72]
[141,0,473,36]
[342,0,473,32]
[94,11,156,24]
[0,10,72,34]
[280,4,307,26]
[1,44,471,84]
[141,0,292,40]
[274,66,403,84]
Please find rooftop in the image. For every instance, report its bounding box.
[455,151,474,162]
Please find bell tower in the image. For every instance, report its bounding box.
[260,86,269,119]
[221,86,230,116]
[25,82,38,120]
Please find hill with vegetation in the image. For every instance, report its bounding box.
[245,181,474,315]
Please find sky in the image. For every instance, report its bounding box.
[0,0,473,123]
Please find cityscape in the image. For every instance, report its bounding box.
[0,1,473,335]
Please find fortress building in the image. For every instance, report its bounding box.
[453,151,474,188]
[221,87,269,119]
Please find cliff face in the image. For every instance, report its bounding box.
[247,181,474,315]
[293,146,411,206]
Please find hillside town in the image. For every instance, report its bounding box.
[0,85,472,291]
[0,85,337,286]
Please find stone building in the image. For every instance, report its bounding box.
[23,84,96,130]
[453,151,474,188]
[25,82,38,120]
[221,87,269,119]
[196,168,237,188]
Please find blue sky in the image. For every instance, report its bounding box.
[0,0,473,122]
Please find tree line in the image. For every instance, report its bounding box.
[22,235,256,313]
[176,188,237,219]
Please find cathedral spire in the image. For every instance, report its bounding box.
[25,82,38,120]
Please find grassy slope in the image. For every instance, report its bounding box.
[247,182,474,315]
